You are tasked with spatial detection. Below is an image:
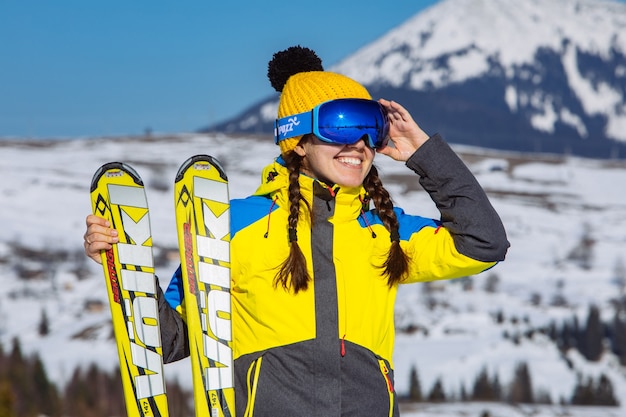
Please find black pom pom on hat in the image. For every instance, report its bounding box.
[267,45,324,93]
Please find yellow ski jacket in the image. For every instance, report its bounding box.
[160,134,509,417]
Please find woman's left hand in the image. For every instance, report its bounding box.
[377,98,430,161]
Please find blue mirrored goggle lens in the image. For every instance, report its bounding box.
[315,99,389,149]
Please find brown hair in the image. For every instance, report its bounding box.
[274,150,312,293]
[274,148,410,293]
[363,165,410,286]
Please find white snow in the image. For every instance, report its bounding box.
[530,98,558,133]
[505,85,518,112]
[330,0,626,143]
[336,0,626,80]
[562,46,610,116]
[560,107,588,138]
[1,132,625,416]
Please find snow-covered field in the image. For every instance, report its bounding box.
[1,133,625,416]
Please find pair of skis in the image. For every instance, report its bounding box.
[90,155,235,417]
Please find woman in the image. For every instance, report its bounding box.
[84,46,509,416]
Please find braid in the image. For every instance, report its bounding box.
[363,166,410,286]
[274,151,311,293]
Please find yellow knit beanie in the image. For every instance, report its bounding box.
[268,46,371,155]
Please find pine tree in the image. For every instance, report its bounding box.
[610,312,626,366]
[571,315,581,352]
[7,338,33,417]
[494,310,505,324]
[38,308,50,337]
[106,367,126,417]
[64,367,92,417]
[581,304,603,361]
[509,362,533,404]
[87,363,108,415]
[612,257,626,295]
[472,367,495,401]
[558,319,580,352]
[484,273,500,293]
[408,365,422,402]
[492,373,502,401]
[551,279,568,307]
[428,378,446,402]
[0,380,16,417]
[571,374,594,405]
[63,363,130,417]
[593,374,618,406]
[547,320,558,342]
[461,276,474,291]
[32,354,61,416]
[166,378,193,416]
[0,338,162,417]
[459,384,468,401]
[534,388,552,404]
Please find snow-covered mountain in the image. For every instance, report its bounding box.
[1,133,626,416]
[210,0,626,159]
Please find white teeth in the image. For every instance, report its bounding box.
[337,157,361,166]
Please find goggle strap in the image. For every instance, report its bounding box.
[274,111,314,143]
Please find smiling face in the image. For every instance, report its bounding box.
[294,134,375,187]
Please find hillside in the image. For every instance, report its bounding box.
[209,0,626,159]
[1,133,626,415]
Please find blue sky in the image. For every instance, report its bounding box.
[0,0,439,138]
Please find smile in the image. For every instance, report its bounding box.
[336,156,362,166]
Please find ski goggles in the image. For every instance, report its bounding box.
[274,98,390,149]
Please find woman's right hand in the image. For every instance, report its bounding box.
[377,98,430,161]
[84,214,119,264]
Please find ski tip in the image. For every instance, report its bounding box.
[90,162,144,192]
[175,154,228,183]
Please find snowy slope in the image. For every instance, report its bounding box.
[333,0,626,141]
[214,0,626,158]
[1,133,626,416]
[335,0,626,86]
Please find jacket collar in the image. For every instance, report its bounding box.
[253,157,368,221]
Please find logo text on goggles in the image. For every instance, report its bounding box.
[276,117,300,138]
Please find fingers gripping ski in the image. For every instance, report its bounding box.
[90,162,169,417]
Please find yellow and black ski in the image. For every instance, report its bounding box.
[174,155,235,417]
[90,162,169,417]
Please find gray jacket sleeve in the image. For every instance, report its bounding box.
[156,276,190,363]
[405,133,509,262]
